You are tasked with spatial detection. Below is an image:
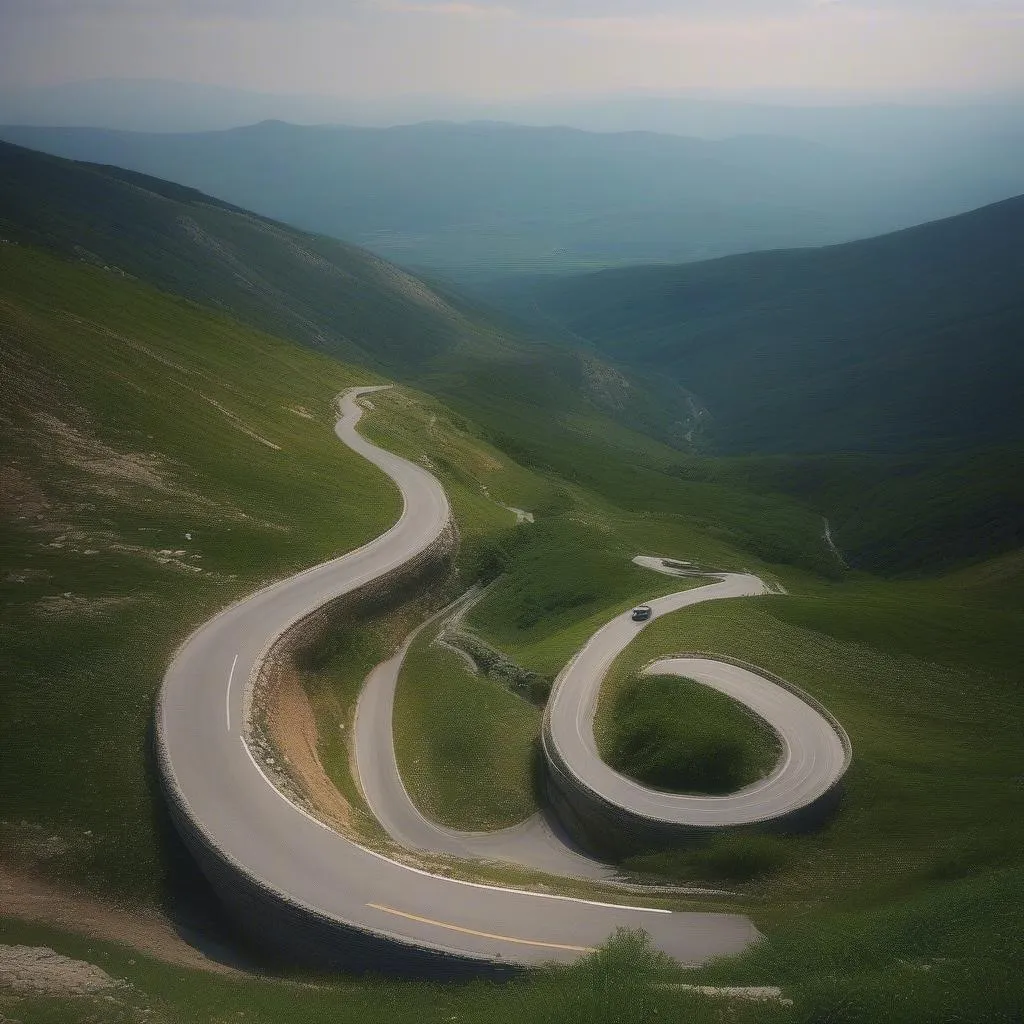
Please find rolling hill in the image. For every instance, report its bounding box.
[2,230,1022,1024]
[4,138,1018,574]
[1,128,1022,1024]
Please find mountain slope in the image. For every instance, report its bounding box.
[0,138,700,456]
[0,137,484,374]
[523,195,1024,456]
[3,119,1020,278]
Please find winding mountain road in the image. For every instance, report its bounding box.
[543,576,850,832]
[353,592,627,883]
[156,387,760,973]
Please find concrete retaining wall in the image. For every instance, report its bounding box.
[153,521,523,978]
[155,744,515,978]
[541,651,853,861]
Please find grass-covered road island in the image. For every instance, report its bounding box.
[393,624,541,831]
[602,672,781,794]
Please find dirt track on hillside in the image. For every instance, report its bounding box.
[0,863,241,976]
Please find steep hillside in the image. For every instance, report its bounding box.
[525,195,1024,456]
[4,119,1020,277]
[0,241,401,899]
[0,139,697,455]
[0,137,489,374]
[0,239,842,897]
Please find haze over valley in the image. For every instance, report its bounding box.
[3,114,1021,278]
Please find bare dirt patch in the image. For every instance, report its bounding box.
[0,864,240,976]
[32,413,168,491]
[32,594,142,619]
[0,944,119,996]
[261,665,353,832]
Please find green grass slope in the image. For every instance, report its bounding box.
[604,571,1022,895]
[512,197,1024,572]
[598,565,1023,1018]
[393,623,541,831]
[0,918,782,1024]
[345,384,835,833]
[0,137,488,374]
[1,236,1022,1022]
[0,241,398,900]
[709,448,1024,574]
[599,673,781,795]
[2,169,1021,1021]
[0,233,839,891]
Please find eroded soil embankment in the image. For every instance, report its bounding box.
[249,522,459,837]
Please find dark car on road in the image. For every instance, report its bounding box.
[631,605,652,621]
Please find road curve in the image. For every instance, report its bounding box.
[156,387,758,973]
[543,572,851,834]
[353,593,629,883]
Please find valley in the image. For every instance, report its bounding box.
[0,117,1021,1023]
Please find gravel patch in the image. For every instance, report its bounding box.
[0,945,119,996]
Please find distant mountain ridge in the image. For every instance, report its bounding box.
[2,76,1022,145]
[519,194,1024,456]
[1,118,1021,278]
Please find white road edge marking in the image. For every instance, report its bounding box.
[226,653,238,732]
[238,735,671,915]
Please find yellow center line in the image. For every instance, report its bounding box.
[366,903,597,953]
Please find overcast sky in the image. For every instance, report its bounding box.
[2,0,1024,101]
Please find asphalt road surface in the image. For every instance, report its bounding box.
[157,387,758,970]
[545,577,850,828]
[353,592,630,883]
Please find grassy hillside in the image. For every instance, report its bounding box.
[0,237,835,891]
[504,196,1024,572]
[2,237,1023,1022]
[603,568,1024,1021]
[393,622,542,831]
[599,673,781,795]
[358,385,831,832]
[524,194,1024,456]
[7,138,1015,578]
[661,447,1024,575]
[0,919,785,1024]
[0,242,401,901]
[2,145,1022,1021]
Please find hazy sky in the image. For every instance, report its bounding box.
[2,0,1024,100]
